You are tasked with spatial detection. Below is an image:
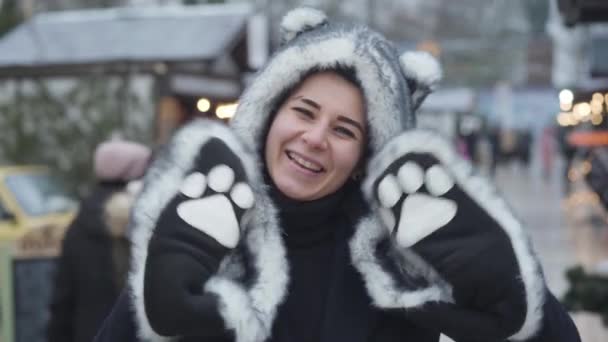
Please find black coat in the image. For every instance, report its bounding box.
[95,248,579,342]
[47,182,131,342]
[94,185,580,342]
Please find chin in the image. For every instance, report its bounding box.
[275,181,316,201]
[282,187,314,201]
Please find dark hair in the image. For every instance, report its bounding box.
[273,64,362,114]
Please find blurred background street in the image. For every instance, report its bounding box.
[0,0,608,341]
[493,159,608,342]
[436,154,608,342]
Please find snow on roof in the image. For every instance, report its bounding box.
[0,3,253,68]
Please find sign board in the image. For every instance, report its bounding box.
[0,242,59,342]
[591,36,608,78]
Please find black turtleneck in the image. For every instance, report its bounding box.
[267,183,349,342]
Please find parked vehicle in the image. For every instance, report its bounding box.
[0,166,77,250]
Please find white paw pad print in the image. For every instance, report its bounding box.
[377,161,457,248]
[176,165,254,248]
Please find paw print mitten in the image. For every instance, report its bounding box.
[144,136,255,337]
[363,130,545,341]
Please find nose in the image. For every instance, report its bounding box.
[302,123,329,150]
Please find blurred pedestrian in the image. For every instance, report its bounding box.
[47,139,151,342]
[541,125,556,180]
[557,125,576,193]
[488,125,501,176]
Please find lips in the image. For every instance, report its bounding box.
[286,151,325,173]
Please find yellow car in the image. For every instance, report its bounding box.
[0,166,77,252]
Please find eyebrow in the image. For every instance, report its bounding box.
[337,115,365,136]
[292,96,365,136]
[293,96,321,110]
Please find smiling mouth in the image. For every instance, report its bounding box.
[286,151,324,173]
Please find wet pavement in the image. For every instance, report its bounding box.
[440,158,608,342]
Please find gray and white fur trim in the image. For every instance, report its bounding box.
[231,7,441,160]
[205,191,288,342]
[399,51,442,90]
[280,7,327,44]
[362,130,546,340]
[128,119,288,342]
[349,214,453,309]
[399,51,442,110]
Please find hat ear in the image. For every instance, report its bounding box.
[280,7,328,45]
[399,51,442,111]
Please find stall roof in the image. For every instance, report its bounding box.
[419,87,476,113]
[0,3,254,77]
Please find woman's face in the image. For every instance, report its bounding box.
[265,71,366,201]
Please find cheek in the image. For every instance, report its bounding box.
[334,142,363,173]
[264,138,279,176]
[265,115,291,162]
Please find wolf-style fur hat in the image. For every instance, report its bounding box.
[231,7,441,158]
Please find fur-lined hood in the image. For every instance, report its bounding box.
[230,7,441,160]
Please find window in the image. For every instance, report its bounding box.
[5,173,76,217]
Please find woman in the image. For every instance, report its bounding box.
[48,139,150,342]
[95,8,580,342]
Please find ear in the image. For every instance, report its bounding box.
[280,7,328,45]
[399,51,442,111]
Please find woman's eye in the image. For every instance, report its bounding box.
[334,126,356,139]
[292,107,314,119]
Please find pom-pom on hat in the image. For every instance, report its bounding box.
[94,140,151,182]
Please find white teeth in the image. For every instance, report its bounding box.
[288,152,322,172]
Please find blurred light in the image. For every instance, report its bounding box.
[560,102,572,111]
[568,169,578,181]
[592,93,604,103]
[573,102,591,119]
[592,114,603,126]
[216,103,238,120]
[570,114,579,126]
[557,112,577,126]
[416,40,441,58]
[591,100,603,114]
[581,161,592,174]
[197,98,211,113]
[557,112,569,126]
[605,93,608,104]
[565,190,602,207]
[559,89,574,104]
